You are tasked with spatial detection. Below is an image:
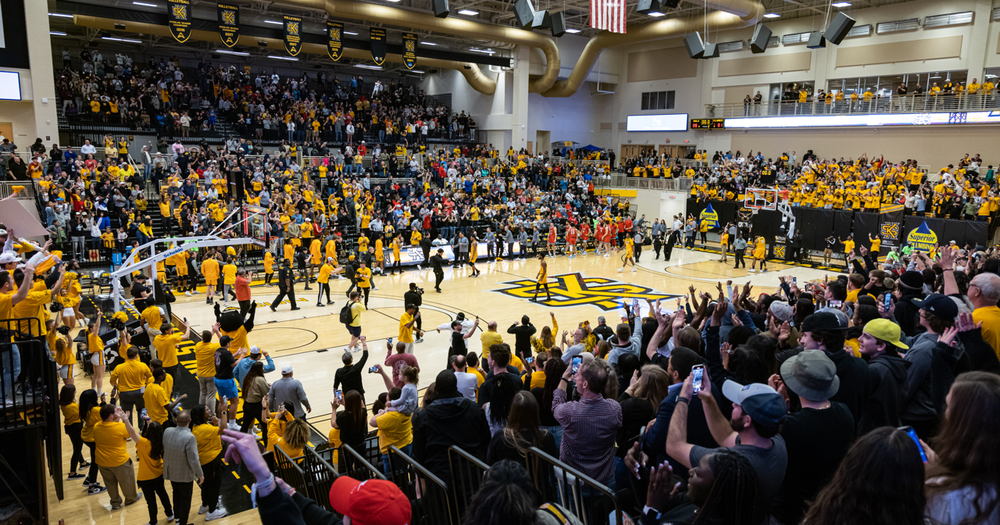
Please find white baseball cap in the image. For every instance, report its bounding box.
[0,252,22,265]
[281,364,293,374]
[250,346,261,355]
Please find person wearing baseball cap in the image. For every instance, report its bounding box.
[894,270,927,337]
[770,350,855,525]
[856,319,911,434]
[666,370,788,525]
[0,251,22,270]
[327,476,411,525]
[899,293,962,439]
[799,312,870,426]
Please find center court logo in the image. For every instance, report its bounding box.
[491,272,682,311]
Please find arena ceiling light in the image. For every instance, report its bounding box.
[263,20,283,25]
[344,31,358,35]
[420,41,438,45]
[267,55,299,61]
[832,2,852,7]
[102,36,142,43]
[470,48,496,54]
[457,9,479,15]
[216,49,250,56]
[763,13,781,18]
[49,13,74,18]
[564,28,581,33]
[50,31,68,36]
[132,2,159,7]
[356,64,383,69]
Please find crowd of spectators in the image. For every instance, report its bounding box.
[55,48,479,145]
[252,237,1000,525]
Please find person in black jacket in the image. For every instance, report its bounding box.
[507,315,537,361]
[429,248,446,293]
[593,316,615,342]
[857,319,911,435]
[798,312,871,428]
[894,270,926,337]
[333,344,369,405]
[403,283,423,339]
[412,370,491,486]
[269,259,299,312]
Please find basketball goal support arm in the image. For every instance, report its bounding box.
[111,235,264,312]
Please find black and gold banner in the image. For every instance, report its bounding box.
[168,0,191,43]
[284,15,302,56]
[217,3,240,48]
[402,32,417,69]
[327,21,343,61]
[370,27,386,65]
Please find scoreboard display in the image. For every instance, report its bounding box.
[690,118,725,129]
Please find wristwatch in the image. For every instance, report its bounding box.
[642,505,662,520]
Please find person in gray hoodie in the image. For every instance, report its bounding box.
[857,319,912,435]
[897,294,963,440]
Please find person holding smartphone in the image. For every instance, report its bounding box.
[553,356,622,488]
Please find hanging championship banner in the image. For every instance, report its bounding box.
[369,27,387,65]
[168,0,192,43]
[284,15,302,56]
[327,21,343,61]
[217,3,240,48]
[402,32,417,69]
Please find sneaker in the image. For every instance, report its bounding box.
[166,513,176,522]
[206,509,228,521]
[185,291,191,296]
[88,484,107,495]
[68,473,85,480]
[631,268,637,272]
[415,337,424,343]
[372,286,379,291]
[198,506,209,515]
[291,307,301,311]
[748,269,756,273]
[227,421,240,431]
[616,268,623,273]
[327,301,334,305]
[82,480,92,487]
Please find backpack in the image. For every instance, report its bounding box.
[339,301,354,324]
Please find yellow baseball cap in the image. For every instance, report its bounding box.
[862,319,909,349]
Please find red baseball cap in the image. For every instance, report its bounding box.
[329,476,411,525]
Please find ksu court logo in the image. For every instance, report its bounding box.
[773,245,786,259]
[880,222,901,241]
[491,272,681,310]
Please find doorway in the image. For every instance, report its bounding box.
[620,144,654,159]
[657,145,695,159]
[0,123,12,143]
[535,130,550,157]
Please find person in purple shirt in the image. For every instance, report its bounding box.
[553,358,622,488]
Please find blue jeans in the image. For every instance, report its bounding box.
[381,443,412,477]
[2,344,20,403]
[541,425,563,450]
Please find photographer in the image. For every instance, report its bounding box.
[403,283,424,341]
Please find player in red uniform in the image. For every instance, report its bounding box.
[547,224,558,257]
[565,225,578,258]
[579,222,591,256]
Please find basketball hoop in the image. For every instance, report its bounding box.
[744,188,779,212]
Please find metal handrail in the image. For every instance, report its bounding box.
[446,446,489,521]
[302,446,339,512]
[388,445,454,525]
[704,92,1000,118]
[274,446,308,494]
[525,446,622,525]
[340,443,387,481]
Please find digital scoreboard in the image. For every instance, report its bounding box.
[690,118,725,129]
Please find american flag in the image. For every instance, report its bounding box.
[590,0,627,33]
